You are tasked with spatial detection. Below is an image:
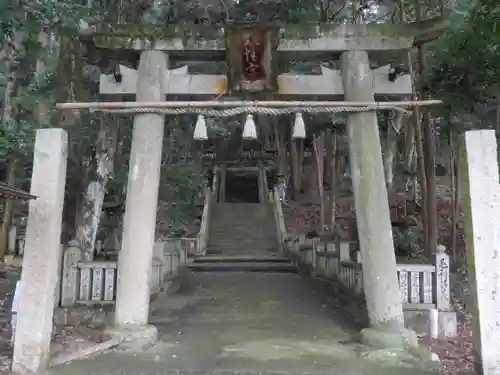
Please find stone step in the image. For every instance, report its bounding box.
[207,202,278,256]
[210,222,275,229]
[208,237,277,243]
[193,255,290,263]
[204,243,279,250]
[188,261,297,273]
[205,247,279,255]
[207,244,276,248]
[209,234,276,240]
[208,234,276,239]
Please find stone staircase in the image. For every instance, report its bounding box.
[206,203,278,256]
[189,202,296,273]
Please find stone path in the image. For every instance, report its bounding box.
[42,272,358,375]
[43,272,446,375]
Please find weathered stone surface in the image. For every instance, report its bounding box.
[60,241,83,307]
[115,50,167,329]
[359,328,440,371]
[107,324,158,351]
[360,327,419,350]
[459,129,500,375]
[92,23,445,52]
[12,129,68,375]
[341,50,404,329]
[360,347,440,371]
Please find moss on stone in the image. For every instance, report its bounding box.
[280,23,416,41]
[90,20,445,50]
[92,24,225,49]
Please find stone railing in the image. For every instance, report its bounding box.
[268,188,287,252]
[288,235,451,311]
[180,237,197,256]
[59,239,187,307]
[196,175,217,256]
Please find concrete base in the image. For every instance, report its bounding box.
[404,309,458,337]
[311,275,458,338]
[360,327,419,349]
[50,337,123,367]
[107,324,158,351]
[359,327,440,370]
[4,255,23,268]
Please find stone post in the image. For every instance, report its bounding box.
[12,129,68,374]
[460,129,500,375]
[435,244,450,310]
[60,241,83,307]
[258,168,266,203]
[219,167,226,202]
[113,50,167,347]
[341,51,404,330]
[8,225,17,254]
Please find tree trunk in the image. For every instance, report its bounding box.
[75,113,119,260]
[276,118,288,176]
[0,21,23,259]
[328,130,339,232]
[403,113,417,195]
[324,129,333,187]
[407,45,428,254]
[57,36,87,241]
[418,44,438,256]
[313,134,325,230]
[290,137,301,199]
[450,132,462,264]
[0,161,17,258]
[298,139,304,187]
[384,111,404,193]
[36,27,51,126]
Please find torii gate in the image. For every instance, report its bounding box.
[56,22,441,348]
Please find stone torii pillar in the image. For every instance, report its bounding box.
[112,49,167,348]
[341,51,405,331]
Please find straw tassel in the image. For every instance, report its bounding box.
[242,114,258,140]
[193,114,208,140]
[292,112,306,139]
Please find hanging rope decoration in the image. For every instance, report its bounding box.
[94,105,410,117]
[56,100,443,141]
[94,105,411,141]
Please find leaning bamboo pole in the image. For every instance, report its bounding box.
[55,100,443,111]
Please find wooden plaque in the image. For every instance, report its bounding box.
[226,26,278,93]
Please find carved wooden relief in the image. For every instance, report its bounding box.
[226,26,278,93]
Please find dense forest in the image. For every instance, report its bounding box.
[0,0,498,265]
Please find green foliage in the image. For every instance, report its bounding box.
[393,225,421,257]
[159,162,205,228]
[424,1,500,125]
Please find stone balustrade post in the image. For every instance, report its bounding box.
[435,244,450,310]
[8,225,17,254]
[339,241,350,262]
[60,241,83,308]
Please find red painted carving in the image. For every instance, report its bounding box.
[241,31,266,81]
